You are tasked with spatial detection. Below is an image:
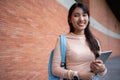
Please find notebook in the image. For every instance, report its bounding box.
[100,50,112,63]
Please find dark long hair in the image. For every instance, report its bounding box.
[68,2,100,58]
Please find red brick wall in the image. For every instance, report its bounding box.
[83,0,89,9]
[0,0,120,80]
[89,0,120,57]
[90,0,120,34]
[0,0,68,80]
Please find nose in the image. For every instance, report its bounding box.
[79,15,84,21]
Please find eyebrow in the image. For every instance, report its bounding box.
[73,12,79,14]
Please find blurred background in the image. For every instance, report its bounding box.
[0,0,120,80]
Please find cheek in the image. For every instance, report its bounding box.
[71,18,78,24]
[85,17,89,22]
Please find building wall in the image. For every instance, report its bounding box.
[89,0,120,57]
[0,0,120,80]
[0,0,68,79]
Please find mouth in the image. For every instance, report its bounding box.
[77,23,85,27]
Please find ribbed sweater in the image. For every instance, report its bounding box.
[52,33,106,79]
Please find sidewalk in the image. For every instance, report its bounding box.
[99,56,120,80]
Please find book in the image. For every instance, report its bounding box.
[100,50,112,63]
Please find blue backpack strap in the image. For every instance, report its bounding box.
[60,34,66,67]
[48,34,66,80]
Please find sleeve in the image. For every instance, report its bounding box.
[51,37,74,79]
[98,68,107,76]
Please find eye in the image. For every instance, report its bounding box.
[83,13,88,17]
[74,13,80,17]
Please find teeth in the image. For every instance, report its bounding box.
[78,23,84,25]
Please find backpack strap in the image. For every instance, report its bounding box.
[60,34,66,68]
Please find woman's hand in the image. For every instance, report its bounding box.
[78,70,95,80]
[90,59,106,74]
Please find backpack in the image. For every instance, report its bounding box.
[48,34,66,80]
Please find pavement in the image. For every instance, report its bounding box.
[99,56,120,80]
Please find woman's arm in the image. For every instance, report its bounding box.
[52,38,74,79]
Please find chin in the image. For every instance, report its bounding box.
[79,27,86,30]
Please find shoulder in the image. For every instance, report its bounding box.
[58,33,70,39]
[56,34,68,41]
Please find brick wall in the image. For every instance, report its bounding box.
[89,0,120,57]
[0,0,68,80]
[0,0,120,80]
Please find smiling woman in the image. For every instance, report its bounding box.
[51,2,107,80]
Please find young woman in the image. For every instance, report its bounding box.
[52,2,107,80]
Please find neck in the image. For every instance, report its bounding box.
[73,30,85,35]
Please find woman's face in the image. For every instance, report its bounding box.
[70,7,89,34]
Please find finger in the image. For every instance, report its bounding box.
[90,65,95,71]
[93,61,103,67]
[92,62,100,67]
[95,59,103,64]
[90,64,99,72]
[91,63,100,71]
[91,62,103,71]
